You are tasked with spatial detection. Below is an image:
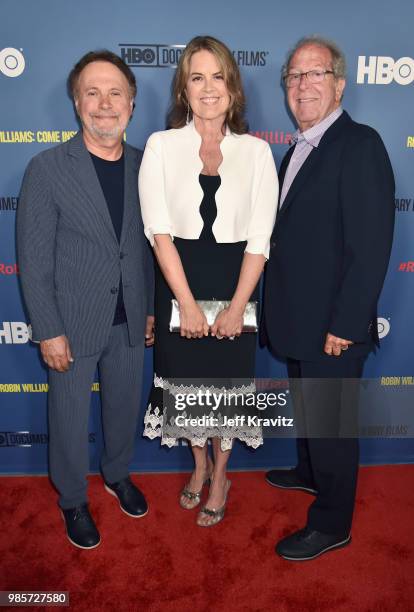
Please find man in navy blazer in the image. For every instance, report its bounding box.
[17,51,154,549]
[262,37,395,560]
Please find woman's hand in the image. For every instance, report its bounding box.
[179,300,210,339]
[211,306,244,340]
[211,252,264,340]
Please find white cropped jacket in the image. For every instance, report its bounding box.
[138,121,278,258]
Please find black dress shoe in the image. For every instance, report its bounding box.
[276,527,351,561]
[265,469,317,495]
[104,477,148,518]
[61,504,100,549]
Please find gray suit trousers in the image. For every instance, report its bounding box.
[48,323,144,509]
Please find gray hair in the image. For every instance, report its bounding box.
[282,35,347,80]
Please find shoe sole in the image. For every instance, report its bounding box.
[278,535,351,561]
[265,477,317,495]
[104,484,149,518]
[60,511,101,550]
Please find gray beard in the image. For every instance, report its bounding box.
[85,116,126,139]
[88,124,124,139]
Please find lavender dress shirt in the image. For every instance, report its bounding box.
[280,107,343,207]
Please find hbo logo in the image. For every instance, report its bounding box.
[357,56,414,85]
[377,317,390,340]
[0,322,29,344]
[0,48,25,77]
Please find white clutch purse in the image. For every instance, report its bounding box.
[169,299,258,333]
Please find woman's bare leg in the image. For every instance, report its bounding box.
[197,438,231,525]
[180,442,213,509]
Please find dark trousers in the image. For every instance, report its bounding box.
[287,355,365,536]
[48,323,144,509]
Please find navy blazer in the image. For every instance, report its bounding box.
[17,132,154,357]
[261,111,395,362]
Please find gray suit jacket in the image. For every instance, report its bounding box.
[17,131,154,357]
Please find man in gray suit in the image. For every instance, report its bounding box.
[17,50,154,549]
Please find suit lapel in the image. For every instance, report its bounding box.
[277,111,350,220]
[278,146,294,190]
[67,132,118,248]
[120,144,137,247]
[277,145,295,213]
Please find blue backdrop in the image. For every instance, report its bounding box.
[1,0,413,474]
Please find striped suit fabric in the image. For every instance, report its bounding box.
[17,132,153,508]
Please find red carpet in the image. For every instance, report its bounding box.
[1,466,413,611]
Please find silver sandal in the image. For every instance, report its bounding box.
[180,475,211,510]
[197,480,231,527]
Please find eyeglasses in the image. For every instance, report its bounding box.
[284,69,334,88]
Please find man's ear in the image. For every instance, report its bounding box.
[127,98,135,124]
[335,78,346,102]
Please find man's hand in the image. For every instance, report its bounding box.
[40,335,73,372]
[324,333,353,357]
[145,315,155,347]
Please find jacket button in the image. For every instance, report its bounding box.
[120,252,125,259]
[110,287,118,294]
[270,241,276,249]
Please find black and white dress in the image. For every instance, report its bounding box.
[143,174,262,451]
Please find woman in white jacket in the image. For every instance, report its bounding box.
[139,35,278,526]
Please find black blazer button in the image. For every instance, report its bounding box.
[120,252,125,259]
[110,287,118,294]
